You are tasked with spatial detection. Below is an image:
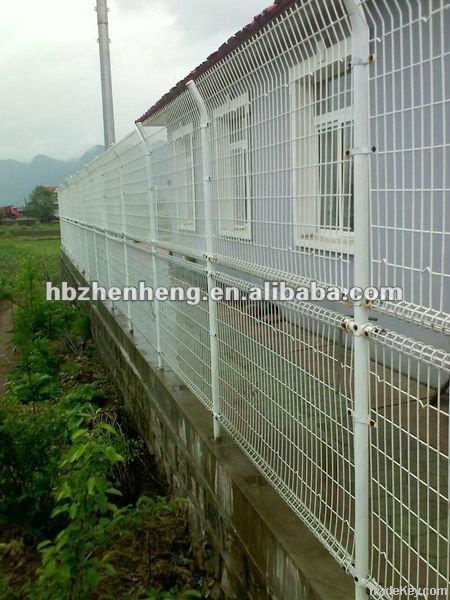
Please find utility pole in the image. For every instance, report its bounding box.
[95,0,116,149]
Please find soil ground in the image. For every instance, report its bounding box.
[0,301,16,396]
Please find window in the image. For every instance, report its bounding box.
[213,93,251,240]
[291,40,353,250]
[172,124,196,232]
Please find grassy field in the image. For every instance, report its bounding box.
[0,236,60,257]
[0,222,60,234]
[0,232,61,279]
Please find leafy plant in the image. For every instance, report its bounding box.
[0,273,12,301]
[109,495,186,532]
[0,249,202,598]
[0,385,102,532]
[8,371,59,407]
[0,571,18,600]
[33,411,125,599]
[7,339,60,408]
[11,258,77,350]
[0,396,66,531]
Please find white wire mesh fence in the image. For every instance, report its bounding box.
[367,0,450,327]
[367,330,450,595]
[214,272,356,565]
[58,0,450,597]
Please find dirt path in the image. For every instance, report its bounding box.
[0,301,16,396]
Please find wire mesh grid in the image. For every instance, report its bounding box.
[126,242,158,350]
[120,138,150,243]
[367,330,450,596]
[95,233,109,291]
[85,228,98,282]
[148,94,207,256]
[103,159,122,234]
[214,271,355,565]
[107,234,128,317]
[155,253,212,409]
[195,0,355,293]
[84,169,104,229]
[62,221,87,277]
[365,0,450,321]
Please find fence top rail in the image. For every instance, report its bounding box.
[212,268,349,329]
[59,127,166,191]
[366,324,450,371]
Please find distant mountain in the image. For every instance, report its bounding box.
[0,146,104,207]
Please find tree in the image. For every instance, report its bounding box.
[24,186,57,222]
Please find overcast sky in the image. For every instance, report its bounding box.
[1,0,270,163]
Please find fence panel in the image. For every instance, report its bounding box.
[367,329,450,595]
[365,0,450,325]
[127,243,158,350]
[156,253,212,409]
[57,1,450,597]
[214,271,356,565]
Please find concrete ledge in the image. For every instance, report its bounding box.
[62,252,354,600]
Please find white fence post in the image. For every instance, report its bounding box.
[85,166,101,285]
[100,170,114,311]
[344,1,371,598]
[117,156,133,332]
[187,79,221,442]
[135,124,164,370]
[81,179,90,279]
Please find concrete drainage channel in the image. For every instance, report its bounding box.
[62,251,354,600]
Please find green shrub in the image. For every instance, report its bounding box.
[0,274,12,301]
[1,252,200,598]
[0,396,66,532]
[0,571,18,600]
[12,259,76,356]
[7,338,60,407]
[0,385,102,533]
[33,410,125,599]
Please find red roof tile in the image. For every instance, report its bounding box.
[135,0,294,123]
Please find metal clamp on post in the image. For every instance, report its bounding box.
[342,318,372,336]
[349,146,374,156]
[348,409,376,428]
[347,564,375,593]
[352,323,364,336]
[341,317,354,332]
[350,56,369,67]
[363,323,385,338]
